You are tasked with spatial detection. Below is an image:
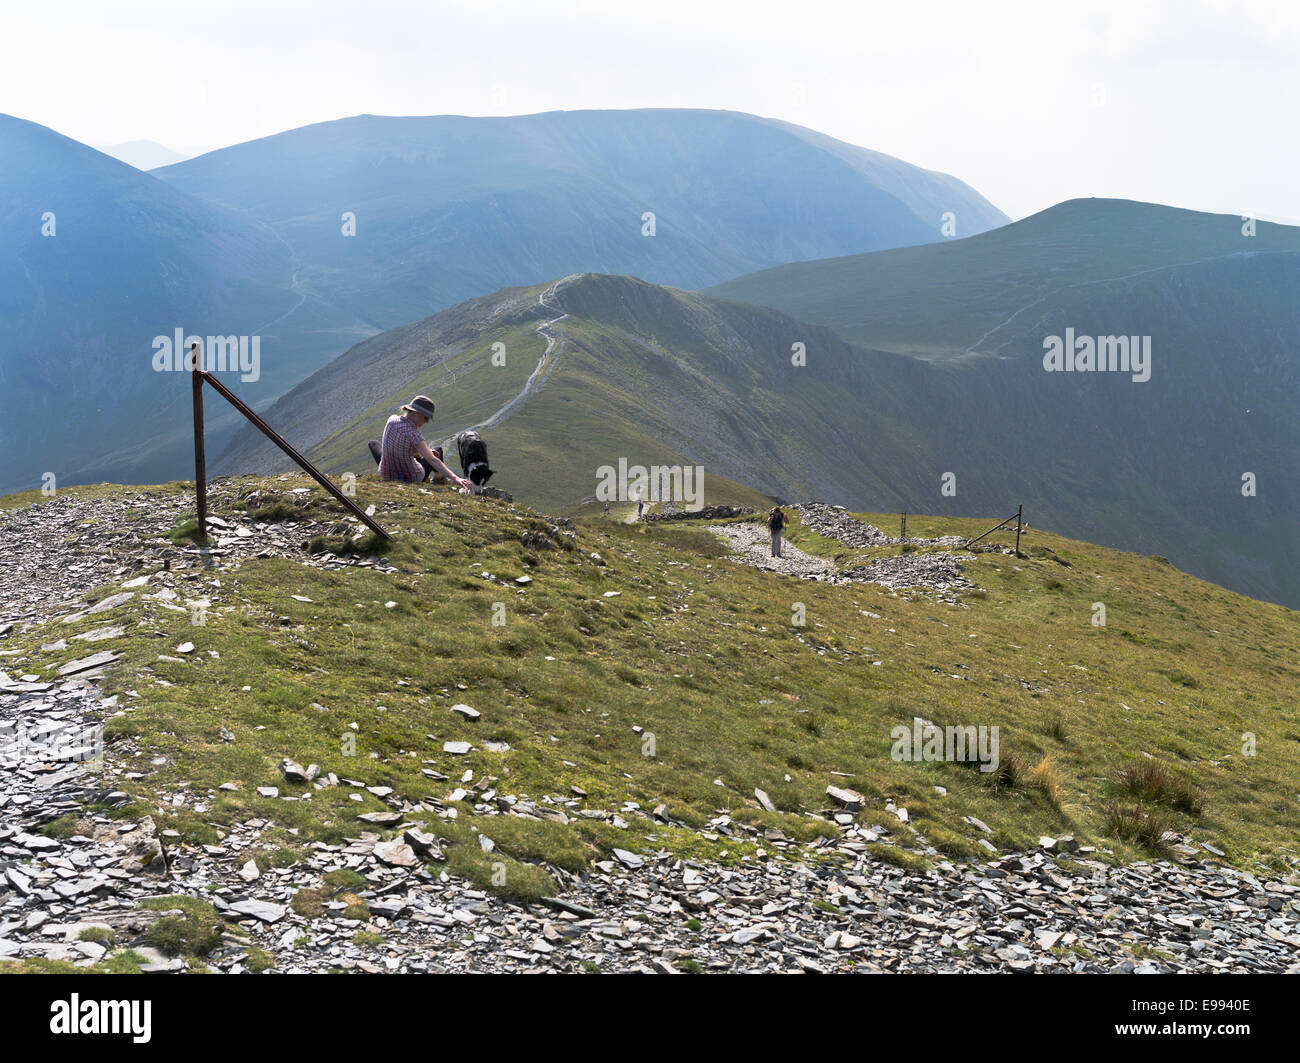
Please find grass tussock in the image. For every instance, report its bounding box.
[138,896,223,958]
[1102,803,1173,851]
[1027,755,1064,806]
[1117,760,1205,814]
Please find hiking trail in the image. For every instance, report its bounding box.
[439,275,581,452]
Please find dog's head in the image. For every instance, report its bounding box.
[468,464,495,487]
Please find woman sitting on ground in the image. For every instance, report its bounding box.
[368,395,472,488]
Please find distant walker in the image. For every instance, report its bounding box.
[768,505,788,558]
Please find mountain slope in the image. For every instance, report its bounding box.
[218,259,1300,610]
[704,200,1300,606]
[3,477,1298,898]
[707,198,1300,360]
[0,114,333,494]
[153,109,1008,331]
[1,109,1006,496]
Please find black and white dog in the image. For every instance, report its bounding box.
[455,429,495,492]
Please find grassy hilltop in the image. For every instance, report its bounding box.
[4,477,1297,905]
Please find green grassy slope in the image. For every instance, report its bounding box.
[5,479,1298,899]
[707,198,1300,359]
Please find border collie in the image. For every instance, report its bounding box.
[455,429,495,491]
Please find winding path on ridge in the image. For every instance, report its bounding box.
[438,275,582,450]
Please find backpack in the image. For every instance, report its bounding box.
[768,508,783,532]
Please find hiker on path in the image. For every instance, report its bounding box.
[603,501,610,518]
[368,395,472,488]
[768,505,788,558]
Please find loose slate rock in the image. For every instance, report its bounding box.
[229,899,286,923]
[374,841,419,868]
[57,651,119,677]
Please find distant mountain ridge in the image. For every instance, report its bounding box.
[0,114,339,493]
[152,109,1008,328]
[707,198,1300,360]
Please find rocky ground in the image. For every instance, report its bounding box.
[1,487,1298,973]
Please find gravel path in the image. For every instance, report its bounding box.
[707,521,834,579]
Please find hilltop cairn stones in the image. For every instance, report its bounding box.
[793,503,966,549]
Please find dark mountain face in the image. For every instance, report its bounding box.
[152,109,1008,329]
[0,114,326,494]
[709,199,1300,607]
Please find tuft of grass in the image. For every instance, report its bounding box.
[1103,803,1173,850]
[246,947,276,972]
[1027,755,1064,806]
[865,843,929,870]
[324,868,369,891]
[305,530,392,556]
[138,896,222,958]
[40,814,84,839]
[339,893,371,921]
[979,750,1029,792]
[166,517,210,546]
[1117,760,1205,814]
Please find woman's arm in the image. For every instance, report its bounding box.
[418,440,472,488]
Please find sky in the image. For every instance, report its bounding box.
[4,0,1297,222]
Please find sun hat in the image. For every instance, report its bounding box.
[401,395,436,420]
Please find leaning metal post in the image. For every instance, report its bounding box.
[194,366,391,541]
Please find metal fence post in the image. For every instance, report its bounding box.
[190,341,207,539]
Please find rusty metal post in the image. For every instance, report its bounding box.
[1015,504,1023,557]
[196,369,391,541]
[190,342,207,539]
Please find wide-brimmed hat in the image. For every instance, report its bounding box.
[401,395,436,420]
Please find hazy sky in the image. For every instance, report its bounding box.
[6,0,1296,222]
